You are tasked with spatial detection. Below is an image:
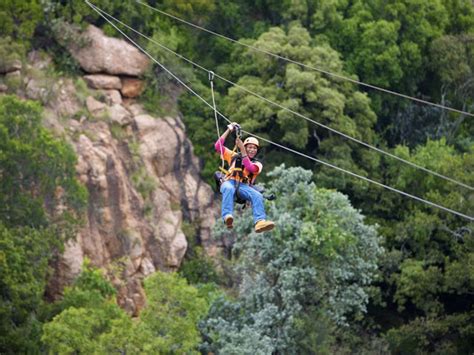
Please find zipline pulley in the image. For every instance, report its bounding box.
[208,70,215,82]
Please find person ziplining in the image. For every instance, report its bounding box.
[214,122,275,233]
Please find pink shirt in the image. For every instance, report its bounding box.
[215,137,262,178]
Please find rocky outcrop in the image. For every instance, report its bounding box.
[43,76,218,316]
[68,25,149,108]
[67,108,216,314]
[44,86,217,314]
[12,33,218,316]
[134,114,217,253]
[69,25,150,76]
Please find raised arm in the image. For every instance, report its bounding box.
[215,123,236,155]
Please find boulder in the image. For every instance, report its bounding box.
[84,74,122,90]
[86,96,107,116]
[0,84,7,93]
[48,79,82,117]
[25,78,49,102]
[108,104,132,126]
[69,25,150,76]
[126,103,145,116]
[121,78,144,98]
[134,114,157,136]
[102,89,122,105]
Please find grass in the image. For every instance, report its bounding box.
[72,108,90,121]
[131,167,156,199]
[170,200,181,211]
[109,122,127,141]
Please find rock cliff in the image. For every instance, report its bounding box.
[1,25,220,315]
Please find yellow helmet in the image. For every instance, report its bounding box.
[243,137,259,148]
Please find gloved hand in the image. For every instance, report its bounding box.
[227,122,237,132]
[227,122,239,131]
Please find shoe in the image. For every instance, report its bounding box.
[224,214,234,229]
[255,220,275,233]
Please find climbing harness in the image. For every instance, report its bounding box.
[212,124,246,204]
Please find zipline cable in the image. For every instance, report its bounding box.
[88,3,474,192]
[243,129,474,222]
[209,71,226,170]
[86,1,474,222]
[133,0,474,120]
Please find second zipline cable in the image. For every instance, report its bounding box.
[87,2,474,192]
[134,0,474,119]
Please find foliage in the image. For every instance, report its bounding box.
[0,223,60,353]
[201,165,383,352]
[138,271,209,353]
[223,23,377,148]
[385,312,474,354]
[179,246,221,285]
[372,139,474,353]
[0,95,87,228]
[0,96,87,353]
[0,0,43,46]
[309,0,474,145]
[42,266,210,354]
[0,37,25,74]
[41,261,130,355]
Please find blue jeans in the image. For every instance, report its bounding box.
[220,180,266,224]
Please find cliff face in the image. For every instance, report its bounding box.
[2,25,219,315]
[59,111,218,315]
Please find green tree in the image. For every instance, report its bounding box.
[371,139,474,353]
[220,23,380,191]
[42,262,131,354]
[443,0,474,34]
[0,95,87,228]
[42,266,210,354]
[0,0,43,45]
[0,224,60,353]
[429,34,474,144]
[201,165,383,353]
[349,20,403,88]
[0,96,86,354]
[386,312,474,354]
[138,271,209,353]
